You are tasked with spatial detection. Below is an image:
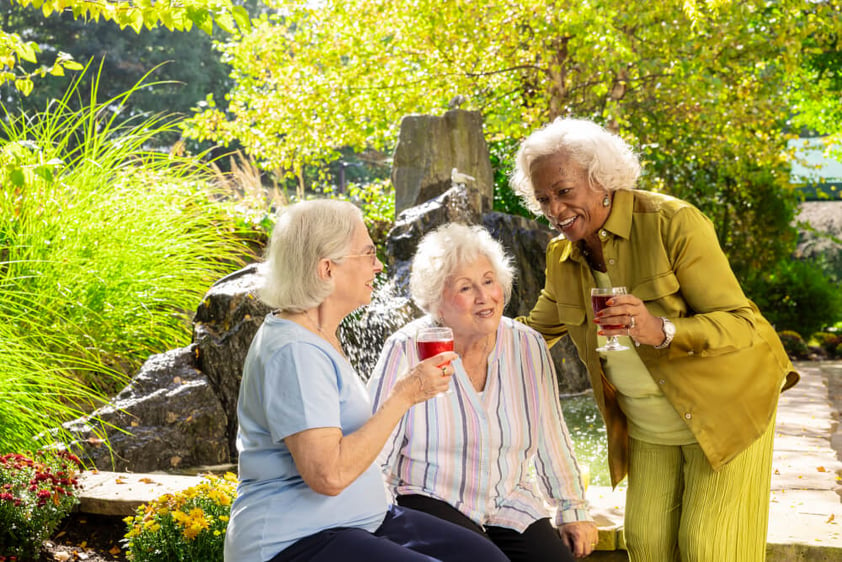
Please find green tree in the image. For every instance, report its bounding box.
[184,0,841,281]
[0,3,233,144]
[0,0,250,96]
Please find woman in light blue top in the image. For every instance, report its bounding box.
[224,199,508,562]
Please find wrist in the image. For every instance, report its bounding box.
[654,317,675,349]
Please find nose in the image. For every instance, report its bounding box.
[545,197,565,221]
[374,255,384,274]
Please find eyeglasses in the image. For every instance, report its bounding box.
[341,251,380,267]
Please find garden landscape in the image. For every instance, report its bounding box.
[1,1,842,560]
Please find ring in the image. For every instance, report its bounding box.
[629,315,636,329]
[441,365,448,376]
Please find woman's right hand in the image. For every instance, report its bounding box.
[393,352,458,405]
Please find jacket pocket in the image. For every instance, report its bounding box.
[632,271,680,301]
[557,303,586,326]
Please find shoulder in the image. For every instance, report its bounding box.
[501,317,549,349]
[631,189,697,217]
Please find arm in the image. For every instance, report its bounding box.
[286,348,456,497]
[366,334,413,482]
[605,206,757,355]
[517,240,571,348]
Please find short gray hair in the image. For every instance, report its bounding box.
[259,199,363,312]
[510,117,641,215]
[409,223,515,320]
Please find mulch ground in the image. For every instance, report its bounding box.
[40,513,127,562]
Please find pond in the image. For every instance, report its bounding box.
[559,392,619,488]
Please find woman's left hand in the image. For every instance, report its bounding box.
[559,520,599,559]
[595,293,665,347]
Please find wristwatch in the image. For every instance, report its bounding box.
[654,317,675,349]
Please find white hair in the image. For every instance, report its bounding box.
[409,223,515,320]
[510,117,641,215]
[259,199,363,312]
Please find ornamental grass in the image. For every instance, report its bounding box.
[0,450,83,561]
[123,472,237,562]
[0,63,255,455]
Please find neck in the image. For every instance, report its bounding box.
[456,332,493,359]
[287,307,345,356]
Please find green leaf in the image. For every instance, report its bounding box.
[9,168,26,186]
[232,6,251,31]
[17,41,38,64]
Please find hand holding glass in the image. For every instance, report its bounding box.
[416,327,454,394]
[591,287,629,352]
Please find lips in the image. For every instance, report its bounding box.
[475,308,495,318]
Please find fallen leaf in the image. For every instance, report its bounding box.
[774,468,780,475]
[54,531,67,539]
[817,466,827,473]
[828,514,836,523]
[115,477,127,484]
[109,546,122,555]
[130,421,139,427]
[139,477,155,484]
[52,552,71,561]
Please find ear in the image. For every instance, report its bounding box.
[316,258,332,280]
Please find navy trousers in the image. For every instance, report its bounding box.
[397,494,576,562]
[269,504,508,562]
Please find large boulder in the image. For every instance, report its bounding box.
[193,263,271,457]
[392,109,494,216]
[64,346,229,472]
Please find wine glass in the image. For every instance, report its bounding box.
[591,287,629,352]
[416,326,455,394]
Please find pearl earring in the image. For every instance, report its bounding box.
[602,195,611,207]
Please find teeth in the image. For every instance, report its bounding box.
[559,216,576,227]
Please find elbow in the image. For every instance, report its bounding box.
[303,472,347,497]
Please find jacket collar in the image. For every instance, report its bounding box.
[556,189,636,263]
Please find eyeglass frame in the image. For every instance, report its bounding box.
[338,250,380,266]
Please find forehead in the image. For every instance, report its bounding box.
[448,255,495,281]
[531,153,587,188]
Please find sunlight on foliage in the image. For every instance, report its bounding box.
[123,472,237,562]
[0,63,255,454]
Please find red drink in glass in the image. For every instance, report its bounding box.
[591,295,624,330]
[417,339,454,360]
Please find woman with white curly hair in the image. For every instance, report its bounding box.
[368,222,598,561]
[511,117,798,562]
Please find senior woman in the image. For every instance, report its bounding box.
[510,117,799,562]
[224,200,509,562]
[367,223,599,562]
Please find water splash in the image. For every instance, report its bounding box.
[340,274,419,380]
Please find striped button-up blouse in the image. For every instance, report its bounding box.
[367,316,591,532]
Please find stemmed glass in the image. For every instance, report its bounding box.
[416,326,455,395]
[591,287,629,352]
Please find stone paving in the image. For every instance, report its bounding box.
[76,361,842,561]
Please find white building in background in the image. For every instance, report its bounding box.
[788,137,842,199]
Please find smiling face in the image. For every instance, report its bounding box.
[530,152,611,242]
[438,255,504,343]
[331,219,383,310]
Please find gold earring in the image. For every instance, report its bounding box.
[602,195,610,207]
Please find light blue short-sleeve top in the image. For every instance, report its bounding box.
[223,315,388,562]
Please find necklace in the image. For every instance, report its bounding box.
[300,310,346,358]
[579,241,606,272]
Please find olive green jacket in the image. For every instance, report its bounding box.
[522,189,799,487]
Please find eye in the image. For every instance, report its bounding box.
[459,285,472,293]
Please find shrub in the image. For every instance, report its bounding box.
[745,258,842,337]
[777,330,811,360]
[0,450,83,561]
[123,472,237,562]
[811,331,842,359]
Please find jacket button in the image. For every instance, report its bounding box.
[684,412,692,420]
[608,258,616,265]
[600,230,607,238]
[658,379,666,385]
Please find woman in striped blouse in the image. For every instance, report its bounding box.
[367,223,598,561]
